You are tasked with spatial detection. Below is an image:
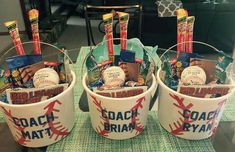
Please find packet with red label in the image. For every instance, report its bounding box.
[103,13,115,63]
[117,12,129,51]
[4,20,25,55]
[185,16,195,53]
[28,9,41,55]
[176,9,188,57]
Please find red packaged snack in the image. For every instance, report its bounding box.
[29,9,41,55]
[4,20,25,55]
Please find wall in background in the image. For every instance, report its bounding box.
[0,0,25,33]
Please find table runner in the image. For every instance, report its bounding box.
[0,46,234,151]
[46,47,235,151]
[47,112,215,152]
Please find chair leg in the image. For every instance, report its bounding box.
[84,7,91,46]
[138,5,143,40]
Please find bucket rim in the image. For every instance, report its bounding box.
[156,68,234,101]
[82,73,157,100]
[0,71,76,108]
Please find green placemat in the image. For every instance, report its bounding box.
[46,112,215,152]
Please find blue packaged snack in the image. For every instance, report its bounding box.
[161,54,179,90]
[120,50,135,63]
[6,54,42,70]
[8,61,44,88]
[114,55,121,66]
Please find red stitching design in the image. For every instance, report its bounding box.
[168,93,195,135]
[130,97,145,135]
[43,100,69,140]
[1,106,30,145]
[90,95,110,136]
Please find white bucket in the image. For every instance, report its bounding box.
[82,73,157,140]
[0,71,76,147]
[156,68,234,140]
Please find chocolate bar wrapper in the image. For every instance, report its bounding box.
[177,83,235,98]
[93,86,147,98]
[6,83,68,104]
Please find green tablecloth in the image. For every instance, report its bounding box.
[46,47,235,152]
[0,47,235,151]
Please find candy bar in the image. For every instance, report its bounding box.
[103,13,115,63]
[6,83,68,104]
[4,20,25,55]
[118,12,129,51]
[28,9,41,55]
[93,86,147,98]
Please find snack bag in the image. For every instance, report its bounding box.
[215,51,233,84]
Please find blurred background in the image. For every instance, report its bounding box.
[0,0,235,56]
